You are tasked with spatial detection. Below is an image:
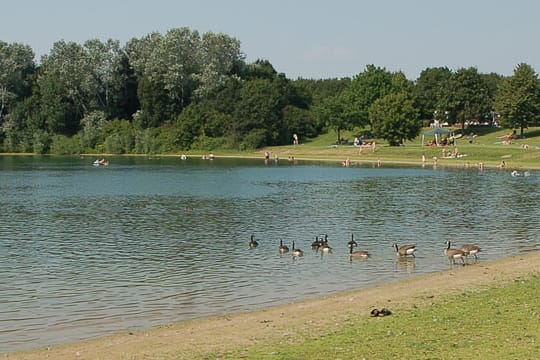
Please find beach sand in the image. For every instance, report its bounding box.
[8,251,540,360]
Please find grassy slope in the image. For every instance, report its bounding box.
[205,126,540,170]
[224,274,540,359]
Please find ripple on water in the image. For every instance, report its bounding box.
[0,158,538,352]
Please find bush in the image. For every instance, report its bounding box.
[104,133,134,154]
[50,134,81,155]
[32,130,51,154]
[239,129,267,150]
[190,135,230,151]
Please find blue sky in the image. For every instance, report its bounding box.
[2,0,538,80]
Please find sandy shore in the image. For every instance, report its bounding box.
[7,251,540,360]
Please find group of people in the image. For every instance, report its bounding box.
[442,146,461,158]
[262,151,297,164]
[426,135,455,147]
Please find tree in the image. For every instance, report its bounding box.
[233,77,287,148]
[0,41,35,124]
[370,92,420,146]
[441,67,491,130]
[495,63,540,136]
[82,39,134,119]
[348,65,394,129]
[194,32,244,98]
[414,67,452,121]
[126,28,245,126]
[37,40,100,134]
[314,93,352,143]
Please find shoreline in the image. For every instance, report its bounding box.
[9,250,540,359]
[2,151,538,171]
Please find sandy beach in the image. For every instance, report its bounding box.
[7,251,540,360]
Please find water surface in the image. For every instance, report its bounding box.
[0,156,538,352]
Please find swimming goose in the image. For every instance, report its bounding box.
[460,244,481,260]
[393,243,417,258]
[291,241,304,257]
[249,234,259,248]
[349,244,369,259]
[278,239,289,254]
[317,235,332,253]
[311,236,322,249]
[348,233,358,249]
[444,240,466,265]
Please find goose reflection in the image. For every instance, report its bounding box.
[394,256,416,273]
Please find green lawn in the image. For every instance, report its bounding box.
[221,275,540,359]
[203,126,540,170]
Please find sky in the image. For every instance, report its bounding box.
[2,0,539,80]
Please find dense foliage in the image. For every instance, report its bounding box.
[1,28,540,153]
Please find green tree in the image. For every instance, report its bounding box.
[315,93,352,143]
[414,67,452,121]
[292,78,351,107]
[194,32,244,98]
[370,92,420,146]
[83,39,135,119]
[348,65,394,129]
[495,63,540,136]
[233,77,285,148]
[126,27,244,126]
[0,41,35,125]
[37,41,92,134]
[442,67,491,130]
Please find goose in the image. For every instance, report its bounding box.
[348,233,358,249]
[378,308,392,317]
[311,236,322,249]
[317,235,332,253]
[460,244,481,260]
[393,243,417,258]
[444,240,466,265]
[278,239,289,254]
[349,244,369,259]
[291,241,304,257]
[249,234,258,248]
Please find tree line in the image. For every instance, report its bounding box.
[1,27,539,154]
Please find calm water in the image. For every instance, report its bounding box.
[1,155,538,353]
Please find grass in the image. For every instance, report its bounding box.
[198,126,540,170]
[218,275,540,359]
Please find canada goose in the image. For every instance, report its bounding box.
[278,239,289,254]
[370,308,392,317]
[349,244,369,259]
[460,244,481,259]
[348,233,358,249]
[249,234,258,248]
[291,241,304,257]
[393,243,417,257]
[311,236,322,249]
[444,240,466,265]
[318,235,332,253]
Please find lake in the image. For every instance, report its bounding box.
[0,155,538,353]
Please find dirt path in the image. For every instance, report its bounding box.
[8,251,540,360]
